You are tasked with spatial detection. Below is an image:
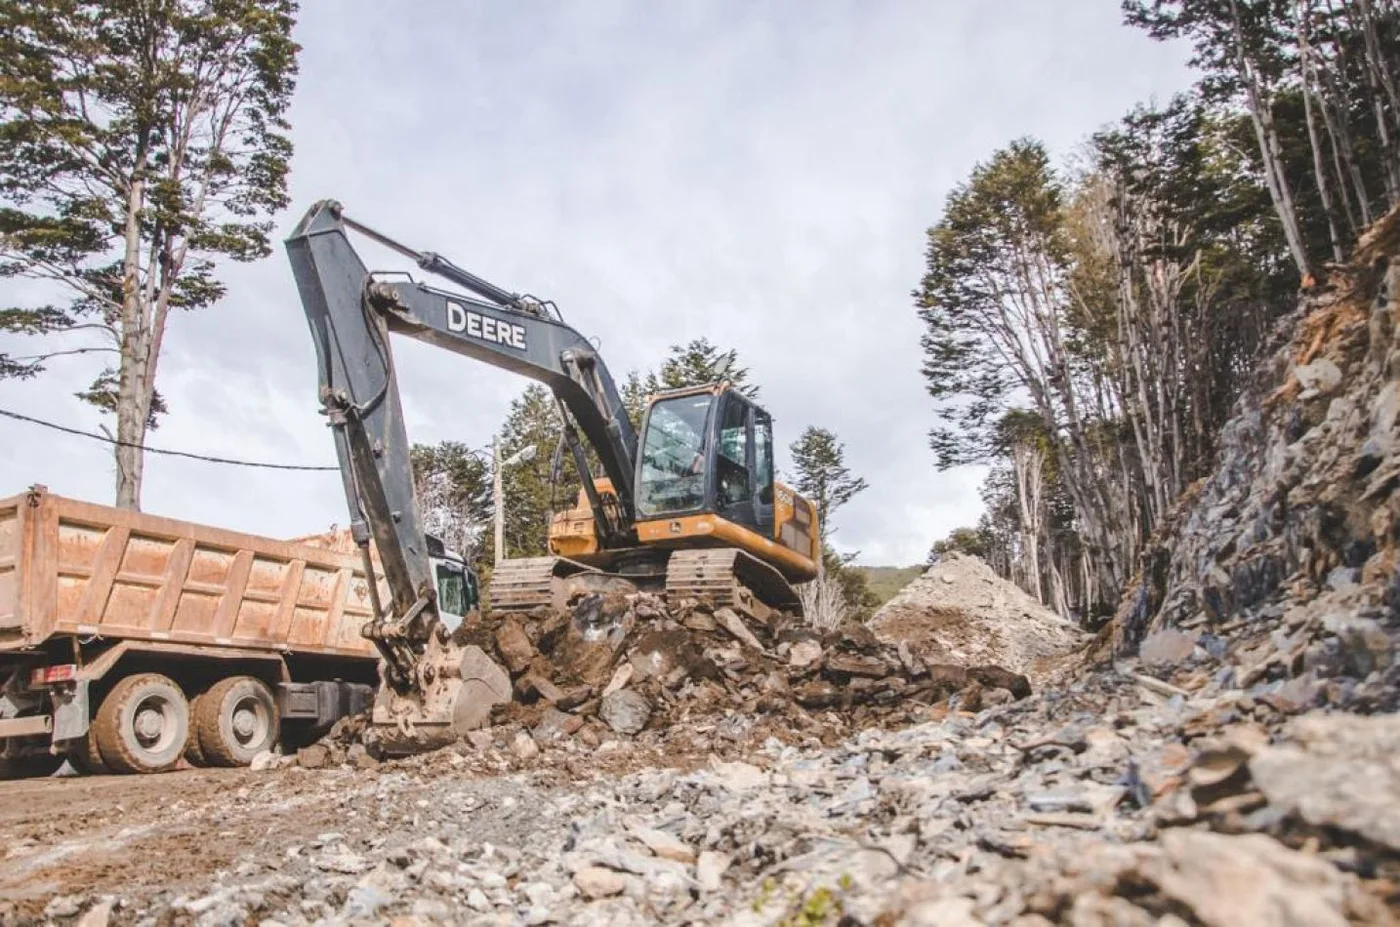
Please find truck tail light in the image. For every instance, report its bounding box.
[30,664,78,687]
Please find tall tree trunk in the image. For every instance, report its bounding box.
[1229,0,1313,278]
[1355,0,1400,202]
[1013,442,1045,604]
[115,169,149,511]
[1320,0,1376,224]
[1298,0,1347,262]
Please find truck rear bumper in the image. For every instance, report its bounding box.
[0,715,51,738]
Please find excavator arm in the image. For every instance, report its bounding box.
[285,200,638,694]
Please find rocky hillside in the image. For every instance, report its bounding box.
[1112,205,1400,715]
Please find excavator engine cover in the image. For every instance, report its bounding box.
[365,632,512,757]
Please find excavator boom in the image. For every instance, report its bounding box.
[285,200,819,753]
[286,200,642,750]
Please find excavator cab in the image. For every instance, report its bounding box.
[544,381,819,593]
[636,383,774,533]
[631,382,820,583]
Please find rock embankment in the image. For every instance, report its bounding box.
[1112,205,1400,718]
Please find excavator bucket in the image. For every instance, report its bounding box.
[364,633,513,757]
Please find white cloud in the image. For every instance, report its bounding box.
[0,0,1192,564]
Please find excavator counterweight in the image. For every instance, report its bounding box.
[285,201,819,754]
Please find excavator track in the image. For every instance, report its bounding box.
[664,548,803,621]
[489,555,635,614]
[489,556,590,613]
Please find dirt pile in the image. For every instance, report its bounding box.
[450,589,1034,749]
[869,551,1086,685]
[1111,204,1400,717]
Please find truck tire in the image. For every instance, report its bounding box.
[195,676,279,767]
[183,692,208,767]
[93,673,190,774]
[67,726,109,775]
[0,753,62,780]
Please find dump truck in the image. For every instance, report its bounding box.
[0,486,478,777]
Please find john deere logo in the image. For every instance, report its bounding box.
[446,301,527,350]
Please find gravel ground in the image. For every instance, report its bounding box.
[3,662,1396,926]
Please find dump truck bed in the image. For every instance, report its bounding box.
[0,487,378,659]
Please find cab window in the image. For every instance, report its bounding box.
[716,396,749,507]
[754,412,774,505]
[435,562,467,617]
[638,394,713,516]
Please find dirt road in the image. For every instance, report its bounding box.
[0,766,351,920]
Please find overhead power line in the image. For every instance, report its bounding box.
[0,407,339,472]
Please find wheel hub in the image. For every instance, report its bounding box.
[229,694,269,747]
[232,707,256,739]
[134,707,164,742]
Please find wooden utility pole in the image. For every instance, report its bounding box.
[493,437,505,566]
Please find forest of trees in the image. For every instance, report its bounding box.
[12,1,1391,633]
[922,0,1400,625]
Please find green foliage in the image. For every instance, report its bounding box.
[916,139,1067,469]
[788,426,868,538]
[0,0,300,506]
[946,0,1398,615]
[822,546,880,621]
[780,884,844,927]
[643,337,759,399]
[497,384,578,559]
[1122,0,1400,265]
[620,369,648,431]
[410,441,492,562]
[929,528,992,563]
[855,564,925,606]
[74,369,167,429]
[619,339,758,432]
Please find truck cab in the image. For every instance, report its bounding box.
[425,534,479,633]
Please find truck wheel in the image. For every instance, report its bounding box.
[195,677,279,767]
[183,692,208,767]
[0,753,62,780]
[93,673,190,774]
[67,726,109,775]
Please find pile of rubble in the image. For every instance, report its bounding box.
[871,552,1086,686]
[466,590,1033,747]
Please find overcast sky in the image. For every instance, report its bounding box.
[0,1,1192,565]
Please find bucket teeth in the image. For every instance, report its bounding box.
[367,638,512,756]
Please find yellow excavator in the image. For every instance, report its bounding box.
[285,201,819,751]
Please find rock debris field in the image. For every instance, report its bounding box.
[2,551,1398,927]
